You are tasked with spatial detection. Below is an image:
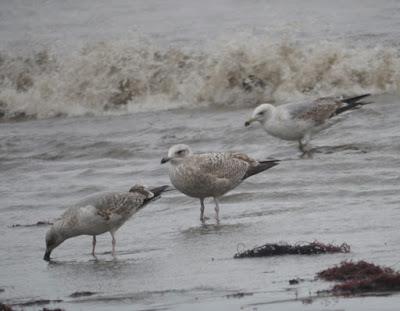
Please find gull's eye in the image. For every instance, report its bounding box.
[177,150,185,155]
[258,111,264,116]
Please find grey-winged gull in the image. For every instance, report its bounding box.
[161,144,279,223]
[43,184,169,261]
[245,94,372,155]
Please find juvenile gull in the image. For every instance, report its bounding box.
[161,144,279,223]
[43,184,169,261]
[245,94,372,155]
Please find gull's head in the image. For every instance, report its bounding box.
[161,144,192,165]
[44,227,65,261]
[129,184,154,199]
[245,103,274,127]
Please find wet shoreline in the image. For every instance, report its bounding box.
[1,94,400,310]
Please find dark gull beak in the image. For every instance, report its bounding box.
[245,117,256,127]
[43,249,51,261]
[161,157,171,164]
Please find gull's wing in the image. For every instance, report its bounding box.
[171,153,277,198]
[91,192,147,221]
[57,187,168,235]
[285,94,371,125]
[196,153,250,182]
[285,97,342,125]
[60,192,147,225]
[195,152,277,184]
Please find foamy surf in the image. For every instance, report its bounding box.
[1,36,399,121]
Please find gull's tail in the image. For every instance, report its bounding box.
[243,160,279,180]
[336,93,372,115]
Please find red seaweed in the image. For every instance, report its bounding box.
[0,304,15,311]
[234,241,350,258]
[318,260,393,282]
[318,261,400,295]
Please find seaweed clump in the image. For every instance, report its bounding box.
[69,291,97,298]
[318,261,400,295]
[234,241,350,258]
[226,292,254,299]
[0,303,15,311]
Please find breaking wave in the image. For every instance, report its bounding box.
[1,35,400,121]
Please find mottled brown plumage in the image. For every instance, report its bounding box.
[44,184,169,261]
[161,144,279,222]
[296,97,343,124]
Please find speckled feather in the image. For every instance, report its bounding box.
[169,152,259,198]
[288,97,343,125]
[55,190,151,238]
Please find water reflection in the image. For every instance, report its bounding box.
[180,222,247,238]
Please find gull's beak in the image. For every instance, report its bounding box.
[161,157,171,164]
[43,249,51,261]
[245,117,256,127]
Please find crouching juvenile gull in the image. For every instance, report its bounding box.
[43,184,169,261]
[161,144,279,223]
[245,94,372,155]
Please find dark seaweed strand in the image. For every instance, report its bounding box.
[234,241,350,258]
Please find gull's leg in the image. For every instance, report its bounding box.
[200,198,205,223]
[213,197,220,224]
[91,235,97,257]
[299,135,312,158]
[298,139,305,153]
[298,138,310,153]
[110,231,116,257]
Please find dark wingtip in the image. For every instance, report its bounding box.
[243,159,280,180]
[149,185,171,197]
[336,94,373,115]
[262,159,280,169]
[341,93,371,104]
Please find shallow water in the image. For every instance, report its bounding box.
[1,93,400,310]
[1,1,400,310]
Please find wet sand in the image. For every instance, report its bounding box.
[1,94,400,310]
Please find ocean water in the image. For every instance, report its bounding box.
[1,1,400,310]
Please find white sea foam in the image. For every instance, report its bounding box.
[1,35,399,120]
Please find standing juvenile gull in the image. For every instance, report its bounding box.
[245,94,372,155]
[43,184,169,261]
[161,144,279,223]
